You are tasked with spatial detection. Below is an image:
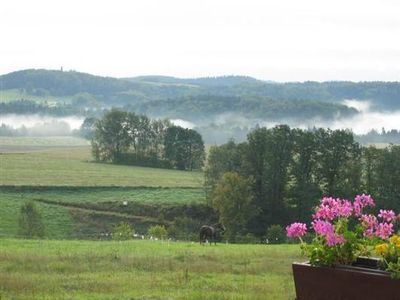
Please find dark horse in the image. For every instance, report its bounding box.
[199,223,226,245]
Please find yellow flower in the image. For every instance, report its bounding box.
[389,235,400,244]
[375,243,389,255]
[389,235,400,250]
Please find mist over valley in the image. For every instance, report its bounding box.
[0,69,399,143]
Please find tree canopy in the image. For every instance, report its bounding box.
[206,126,400,240]
[91,109,205,170]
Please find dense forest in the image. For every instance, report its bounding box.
[205,126,400,241]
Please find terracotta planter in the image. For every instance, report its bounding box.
[292,258,400,300]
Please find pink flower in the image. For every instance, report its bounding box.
[286,222,307,238]
[312,219,345,246]
[336,199,353,218]
[360,214,378,237]
[326,233,346,246]
[314,204,335,221]
[375,222,394,240]
[353,194,375,216]
[321,197,336,207]
[314,197,353,220]
[312,220,334,236]
[378,209,396,222]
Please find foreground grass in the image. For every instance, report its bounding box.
[0,239,301,299]
[0,147,204,187]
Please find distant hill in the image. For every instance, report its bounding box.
[1,69,399,122]
[1,69,134,96]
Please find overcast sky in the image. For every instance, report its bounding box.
[1,0,400,81]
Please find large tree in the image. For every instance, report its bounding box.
[373,145,400,211]
[212,172,258,242]
[245,125,293,234]
[164,126,205,170]
[289,129,321,222]
[314,128,361,197]
[92,109,130,162]
[204,140,244,200]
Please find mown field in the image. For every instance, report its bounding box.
[0,239,301,300]
[0,146,203,187]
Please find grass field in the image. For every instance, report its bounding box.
[0,137,206,239]
[0,187,206,239]
[0,239,302,299]
[0,146,204,187]
[0,136,303,299]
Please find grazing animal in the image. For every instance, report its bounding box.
[199,223,226,245]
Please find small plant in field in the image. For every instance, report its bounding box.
[266,224,286,244]
[286,194,400,278]
[112,222,134,240]
[18,201,45,238]
[148,225,168,240]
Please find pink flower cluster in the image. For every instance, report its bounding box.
[311,219,345,246]
[353,194,375,216]
[286,194,398,247]
[378,209,396,222]
[360,214,378,237]
[286,222,307,238]
[314,197,353,220]
[375,222,394,240]
[359,209,396,239]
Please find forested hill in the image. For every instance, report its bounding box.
[1,69,399,120]
[1,69,399,107]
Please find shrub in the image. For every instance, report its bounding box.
[112,222,134,241]
[148,225,168,240]
[18,201,45,238]
[266,224,286,244]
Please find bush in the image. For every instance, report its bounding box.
[112,222,134,241]
[18,201,45,238]
[148,225,168,240]
[266,224,286,244]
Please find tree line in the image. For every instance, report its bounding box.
[206,125,400,241]
[91,109,205,170]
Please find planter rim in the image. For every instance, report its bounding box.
[293,260,391,277]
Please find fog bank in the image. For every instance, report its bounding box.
[210,100,400,135]
[0,114,84,136]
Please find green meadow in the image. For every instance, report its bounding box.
[0,239,301,300]
[0,137,206,239]
[0,144,203,187]
[0,136,301,299]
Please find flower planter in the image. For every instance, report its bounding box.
[292,259,400,300]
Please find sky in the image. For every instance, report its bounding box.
[1,0,400,81]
